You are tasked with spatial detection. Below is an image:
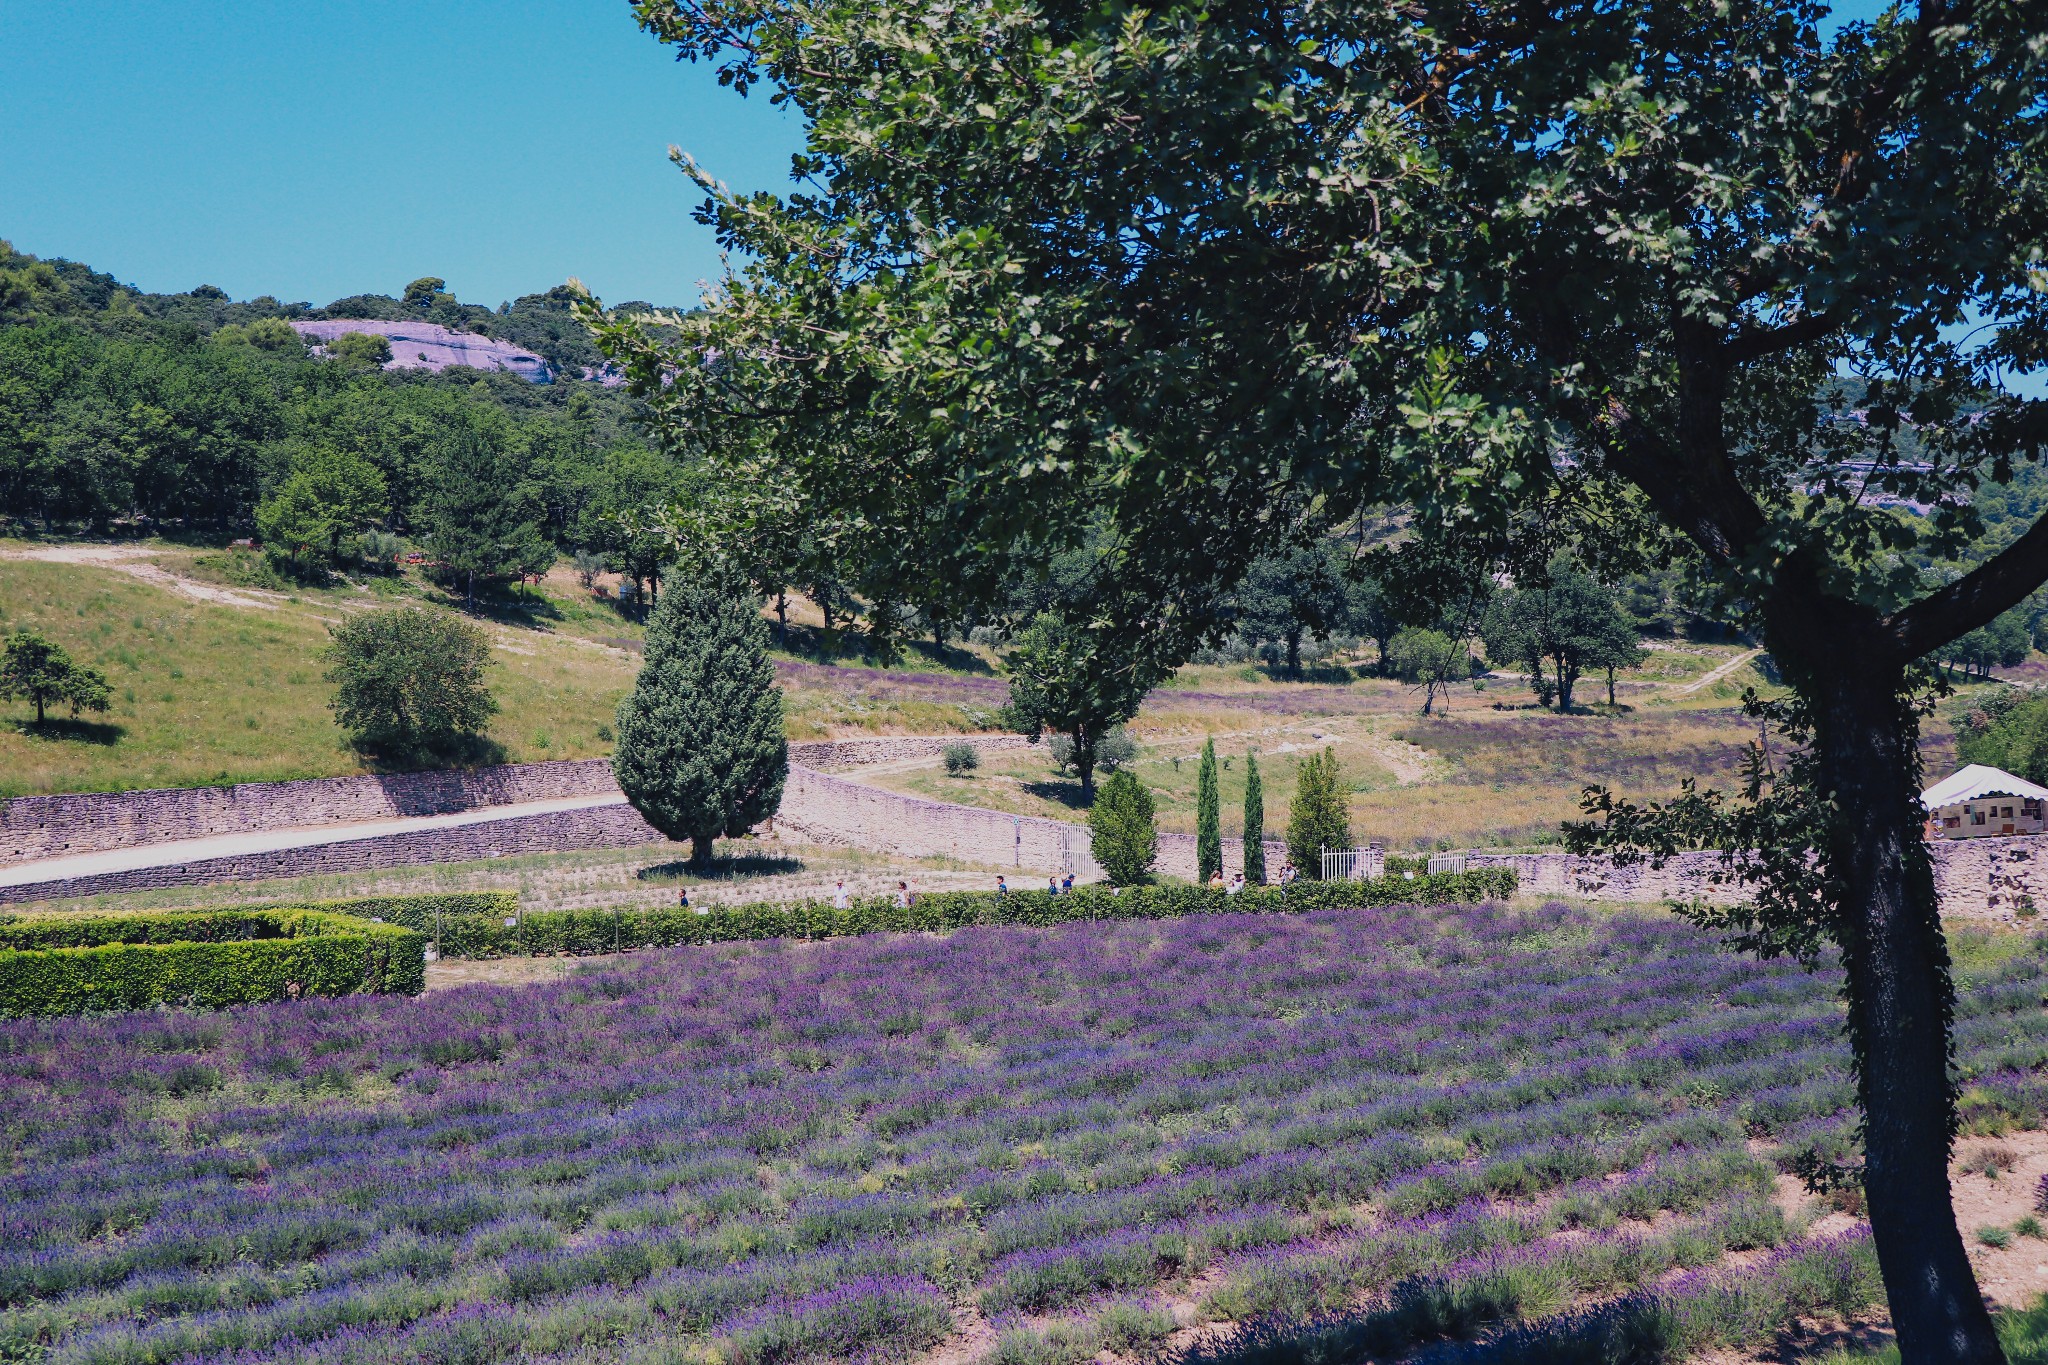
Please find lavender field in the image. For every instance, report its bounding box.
[5,904,2046,1365]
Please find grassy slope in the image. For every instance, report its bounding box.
[0,545,1002,797]
[0,555,636,797]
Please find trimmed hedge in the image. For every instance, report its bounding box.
[0,909,425,1017]
[229,892,518,933]
[422,869,1520,960]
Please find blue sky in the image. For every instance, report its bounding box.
[3,0,1899,311]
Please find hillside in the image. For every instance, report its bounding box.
[0,541,1002,798]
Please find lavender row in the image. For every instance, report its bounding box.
[0,904,2039,1365]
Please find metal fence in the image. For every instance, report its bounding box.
[1426,852,1468,875]
[1319,847,1386,881]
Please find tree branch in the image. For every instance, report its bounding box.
[1888,510,2048,660]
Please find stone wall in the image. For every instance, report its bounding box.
[0,737,1030,868]
[774,767,1286,883]
[0,761,621,867]
[0,804,666,906]
[785,734,1033,772]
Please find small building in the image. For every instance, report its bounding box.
[1922,765,2048,839]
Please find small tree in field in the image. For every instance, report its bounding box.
[613,567,789,866]
[1386,627,1468,716]
[1002,611,1148,801]
[1242,752,1267,885]
[324,609,495,757]
[1088,769,1158,886]
[1287,749,1350,878]
[0,630,110,725]
[1195,737,1222,881]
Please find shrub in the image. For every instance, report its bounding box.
[0,909,423,1016]
[409,870,1520,961]
[1287,748,1351,875]
[1089,770,1159,886]
[942,742,980,776]
[325,608,496,758]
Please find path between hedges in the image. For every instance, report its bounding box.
[0,794,629,892]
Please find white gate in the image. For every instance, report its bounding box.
[1427,852,1468,875]
[1320,847,1385,881]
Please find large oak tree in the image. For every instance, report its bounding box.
[586,0,2048,1356]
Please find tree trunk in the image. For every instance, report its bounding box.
[1553,657,1575,711]
[1607,666,1617,707]
[1286,630,1302,678]
[775,592,788,646]
[1801,649,2002,1363]
[1076,746,1096,802]
[690,832,717,867]
[34,694,45,724]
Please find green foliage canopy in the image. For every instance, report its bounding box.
[612,567,789,865]
[595,0,2048,1343]
[1286,749,1351,878]
[1002,612,1155,800]
[1087,769,1159,886]
[0,629,110,726]
[1195,736,1222,881]
[1242,752,1267,885]
[324,608,497,758]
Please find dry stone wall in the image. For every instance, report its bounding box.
[0,738,1030,868]
[0,804,665,906]
[0,761,621,867]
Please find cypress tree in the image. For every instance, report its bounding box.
[1195,737,1222,881]
[1242,752,1266,885]
[613,566,789,866]
[1087,770,1158,886]
[1287,748,1351,878]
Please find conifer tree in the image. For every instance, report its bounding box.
[1287,749,1350,878]
[1242,752,1266,885]
[1195,737,1221,882]
[1087,770,1158,886]
[613,566,789,866]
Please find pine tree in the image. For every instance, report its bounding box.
[1287,749,1351,878]
[1087,769,1158,886]
[1242,752,1266,885]
[1195,737,1222,881]
[613,566,789,866]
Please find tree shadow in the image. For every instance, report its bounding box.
[465,585,565,628]
[1019,779,1090,812]
[1256,661,1364,685]
[634,852,807,883]
[10,717,126,745]
[351,732,509,772]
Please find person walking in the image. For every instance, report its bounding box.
[996,875,1008,896]
[1207,869,1226,892]
[1226,873,1245,896]
[1047,875,1060,896]
[893,881,911,909]
[1061,872,1074,895]
[832,879,851,911]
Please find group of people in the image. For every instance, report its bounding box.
[1206,862,1298,894]
[993,873,1077,896]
